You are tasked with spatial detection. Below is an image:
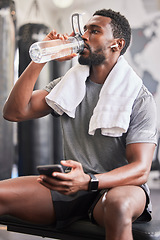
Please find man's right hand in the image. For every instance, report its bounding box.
[43,30,77,62]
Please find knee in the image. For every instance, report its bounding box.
[102,190,132,226]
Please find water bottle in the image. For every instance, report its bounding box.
[29,34,84,63]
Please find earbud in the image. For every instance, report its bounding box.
[110,43,118,48]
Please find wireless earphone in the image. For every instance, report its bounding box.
[110,43,118,48]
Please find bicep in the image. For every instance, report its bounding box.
[126,94,157,145]
[125,92,157,171]
[126,142,155,174]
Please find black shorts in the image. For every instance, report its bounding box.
[51,184,152,229]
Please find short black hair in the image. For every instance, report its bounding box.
[93,9,131,55]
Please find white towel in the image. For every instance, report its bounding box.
[45,56,142,137]
[45,64,89,117]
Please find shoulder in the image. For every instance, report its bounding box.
[44,77,62,93]
[126,84,157,145]
[135,84,153,101]
[132,84,156,114]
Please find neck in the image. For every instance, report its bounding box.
[89,56,119,84]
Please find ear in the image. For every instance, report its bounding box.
[110,39,125,52]
[117,38,125,51]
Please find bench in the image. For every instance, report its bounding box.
[0,215,160,240]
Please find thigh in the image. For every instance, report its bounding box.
[93,185,146,227]
[0,176,55,225]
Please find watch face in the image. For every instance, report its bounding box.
[88,173,99,192]
[90,180,99,192]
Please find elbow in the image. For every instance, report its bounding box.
[139,175,148,186]
[3,109,13,122]
[3,114,17,122]
[3,111,19,122]
[3,107,24,122]
[3,99,30,122]
[3,102,16,122]
[137,167,150,185]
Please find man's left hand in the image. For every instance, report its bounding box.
[37,160,90,195]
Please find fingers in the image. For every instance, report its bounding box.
[56,53,77,62]
[61,160,82,169]
[42,30,77,62]
[69,31,76,37]
[37,175,62,189]
[37,175,72,195]
[51,160,83,180]
[37,160,86,195]
[44,30,72,41]
[52,172,69,180]
[43,30,57,41]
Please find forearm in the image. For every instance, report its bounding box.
[96,161,149,190]
[3,61,46,121]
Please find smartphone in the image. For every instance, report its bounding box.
[37,164,64,177]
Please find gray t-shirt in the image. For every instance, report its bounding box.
[45,77,157,174]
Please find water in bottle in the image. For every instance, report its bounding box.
[29,34,84,63]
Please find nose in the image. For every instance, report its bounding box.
[81,29,89,41]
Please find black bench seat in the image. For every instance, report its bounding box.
[0,215,160,240]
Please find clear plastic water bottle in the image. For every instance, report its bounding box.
[29,34,84,63]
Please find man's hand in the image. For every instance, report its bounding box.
[43,30,77,62]
[37,160,90,195]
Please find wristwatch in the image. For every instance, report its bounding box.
[88,173,99,192]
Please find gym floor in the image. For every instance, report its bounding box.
[0,170,160,240]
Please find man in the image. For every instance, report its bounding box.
[2,9,157,240]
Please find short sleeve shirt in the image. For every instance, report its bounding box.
[44,77,157,174]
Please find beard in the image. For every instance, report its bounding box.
[78,47,106,66]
